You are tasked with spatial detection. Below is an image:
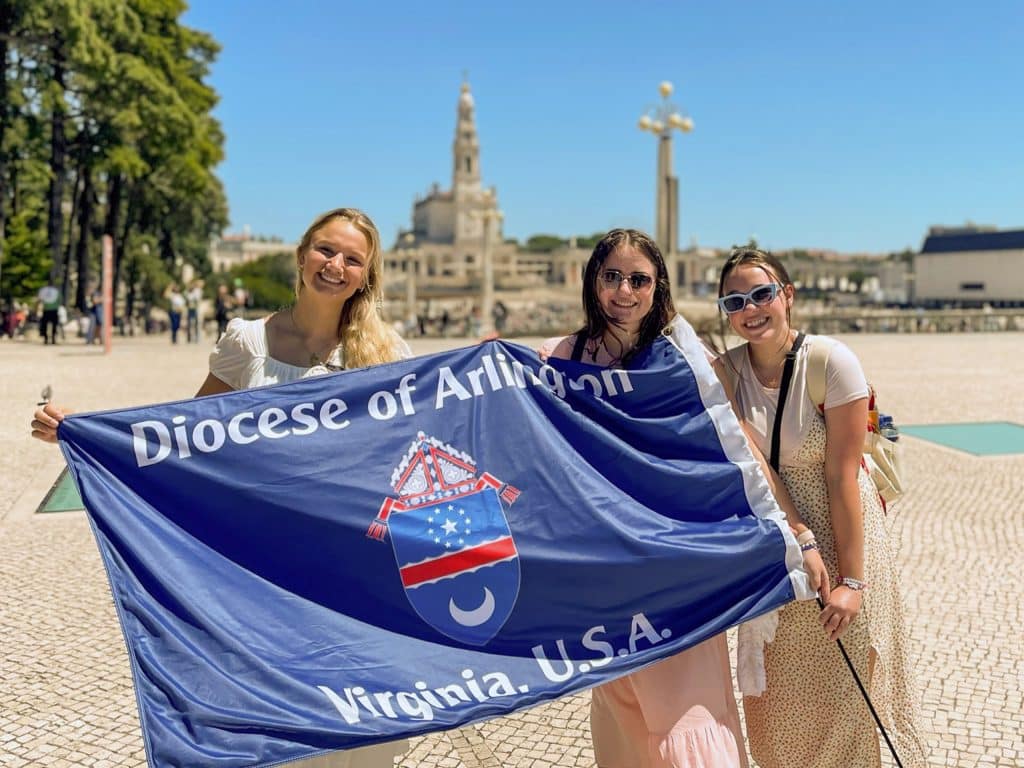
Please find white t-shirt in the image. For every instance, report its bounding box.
[723,335,868,469]
[37,285,60,308]
[209,316,412,390]
[168,291,187,312]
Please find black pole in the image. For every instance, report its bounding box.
[817,597,904,767]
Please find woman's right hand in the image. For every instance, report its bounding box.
[802,547,831,602]
[31,403,69,444]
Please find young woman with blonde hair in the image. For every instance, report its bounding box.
[194,206,408,395]
[32,207,410,768]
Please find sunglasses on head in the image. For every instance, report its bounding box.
[717,283,782,314]
[600,269,654,291]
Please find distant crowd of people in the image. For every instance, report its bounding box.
[1,278,251,346]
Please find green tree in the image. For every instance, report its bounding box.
[846,269,869,291]
[0,0,227,324]
[0,208,50,299]
[573,232,606,249]
[228,252,296,310]
[524,234,567,253]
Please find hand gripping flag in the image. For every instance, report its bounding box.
[56,315,814,767]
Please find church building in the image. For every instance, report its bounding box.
[384,82,554,288]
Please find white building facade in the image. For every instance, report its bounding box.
[914,226,1024,307]
[208,236,296,274]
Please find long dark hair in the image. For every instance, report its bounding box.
[575,228,676,365]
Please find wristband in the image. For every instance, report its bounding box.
[840,576,868,591]
[800,541,818,552]
[796,529,816,546]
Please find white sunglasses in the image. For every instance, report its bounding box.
[717,283,782,314]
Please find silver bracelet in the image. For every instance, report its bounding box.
[800,540,818,552]
[840,576,868,591]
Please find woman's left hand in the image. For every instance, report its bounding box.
[819,586,862,641]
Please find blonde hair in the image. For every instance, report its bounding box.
[295,207,401,369]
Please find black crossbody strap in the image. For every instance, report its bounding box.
[570,332,588,362]
[770,332,806,473]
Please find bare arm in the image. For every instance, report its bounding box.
[818,396,868,640]
[712,358,830,599]
[824,397,868,581]
[539,336,574,362]
[32,373,235,444]
[195,373,235,398]
[712,359,808,533]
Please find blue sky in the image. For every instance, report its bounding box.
[183,1,1022,254]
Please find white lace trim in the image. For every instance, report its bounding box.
[737,610,779,696]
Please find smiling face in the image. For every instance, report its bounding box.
[721,262,794,345]
[298,218,369,305]
[595,245,657,334]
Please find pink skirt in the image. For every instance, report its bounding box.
[591,634,747,768]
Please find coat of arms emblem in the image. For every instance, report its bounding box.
[367,432,521,645]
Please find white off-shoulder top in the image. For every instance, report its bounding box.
[208,316,411,390]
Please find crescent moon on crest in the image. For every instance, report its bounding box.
[449,588,496,627]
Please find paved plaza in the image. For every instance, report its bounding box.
[1,331,1022,767]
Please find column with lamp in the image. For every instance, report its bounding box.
[637,81,693,297]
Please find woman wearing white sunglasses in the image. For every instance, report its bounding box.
[716,248,927,768]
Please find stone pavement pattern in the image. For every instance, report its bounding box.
[1,333,1022,767]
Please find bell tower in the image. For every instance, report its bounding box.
[453,78,494,247]
[452,79,481,192]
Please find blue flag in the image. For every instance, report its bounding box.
[58,317,812,767]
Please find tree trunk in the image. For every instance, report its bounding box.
[125,249,139,335]
[115,179,137,334]
[46,31,68,285]
[73,166,93,311]
[159,225,174,269]
[0,4,14,296]
[61,161,80,307]
[103,171,122,303]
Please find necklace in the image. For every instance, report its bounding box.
[748,331,797,388]
[289,307,343,370]
[753,362,785,388]
[590,333,635,368]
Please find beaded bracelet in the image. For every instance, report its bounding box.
[800,541,819,552]
[840,576,869,591]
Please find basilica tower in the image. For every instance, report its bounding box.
[402,79,505,281]
[452,80,500,249]
[453,81,481,193]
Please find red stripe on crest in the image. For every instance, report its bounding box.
[400,537,517,588]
